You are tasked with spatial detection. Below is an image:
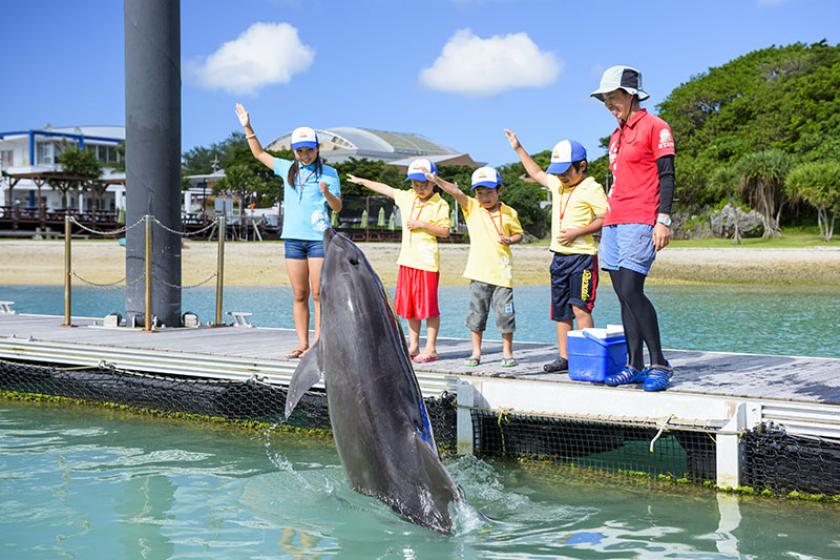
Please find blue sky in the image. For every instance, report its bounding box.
[3,0,839,167]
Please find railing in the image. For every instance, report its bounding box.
[63,215,225,332]
[0,206,119,232]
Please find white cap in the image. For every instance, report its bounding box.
[290,126,318,149]
[470,166,502,190]
[591,65,649,101]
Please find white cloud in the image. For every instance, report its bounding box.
[187,22,314,95]
[419,29,561,96]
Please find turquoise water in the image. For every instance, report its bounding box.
[2,283,839,357]
[2,284,840,558]
[2,402,839,559]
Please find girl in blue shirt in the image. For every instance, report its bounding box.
[236,103,343,359]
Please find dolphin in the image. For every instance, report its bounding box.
[284,229,462,533]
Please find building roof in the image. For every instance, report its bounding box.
[265,126,472,165]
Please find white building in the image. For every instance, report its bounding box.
[0,125,125,212]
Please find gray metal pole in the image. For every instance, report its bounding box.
[124,0,182,327]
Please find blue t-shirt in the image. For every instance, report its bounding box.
[274,158,341,241]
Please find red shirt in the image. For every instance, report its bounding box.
[605,109,675,226]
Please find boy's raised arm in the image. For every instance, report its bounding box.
[345,174,396,199]
[504,129,549,188]
[426,172,470,209]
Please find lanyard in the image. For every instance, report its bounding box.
[559,186,577,221]
[410,195,431,221]
[295,166,317,203]
[483,206,505,239]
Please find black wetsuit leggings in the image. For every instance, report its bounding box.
[609,267,666,370]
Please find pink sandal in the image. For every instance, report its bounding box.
[412,354,439,364]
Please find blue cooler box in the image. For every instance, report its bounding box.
[567,326,627,383]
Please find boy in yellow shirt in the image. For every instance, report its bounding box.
[427,166,523,367]
[505,130,608,373]
[346,159,450,363]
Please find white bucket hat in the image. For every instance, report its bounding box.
[591,65,649,101]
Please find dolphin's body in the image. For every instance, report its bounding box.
[284,229,461,533]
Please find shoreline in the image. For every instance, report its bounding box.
[2,240,840,288]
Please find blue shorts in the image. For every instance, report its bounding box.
[599,224,656,275]
[284,239,325,260]
[550,253,598,322]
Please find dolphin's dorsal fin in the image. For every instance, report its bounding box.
[284,341,322,419]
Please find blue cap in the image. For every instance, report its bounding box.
[406,159,438,182]
[546,140,587,174]
[290,126,318,150]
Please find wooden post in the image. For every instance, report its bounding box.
[144,215,152,332]
[215,216,225,326]
[63,215,72,326]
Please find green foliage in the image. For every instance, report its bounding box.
[332,157,404,196]
[49,144,104,209]
[785,160,840,240]
[734,149,793,236]
[655,40,840,222]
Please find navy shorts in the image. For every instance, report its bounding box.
[599,224,656,275]
[550,253,598,322]
[284,239,325,260]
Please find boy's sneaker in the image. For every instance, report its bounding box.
[543,357,569,373]
[642,364,673,392]
[604,365,645,386]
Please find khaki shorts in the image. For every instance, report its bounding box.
[465,280,515,334]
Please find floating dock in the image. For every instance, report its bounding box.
[1,312,839,495]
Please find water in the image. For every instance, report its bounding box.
[2,284,839,558]
[1,403,838,559]
[2,283,839,358]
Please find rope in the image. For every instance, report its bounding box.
[455,403,724,433]
[69,215,145,236]
[496,407,513,455]
[650,414,675,453]
[151,272,217,290]
[70,272,145,289]
[152,217,218,237]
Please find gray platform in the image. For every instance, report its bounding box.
[1,313,838,406]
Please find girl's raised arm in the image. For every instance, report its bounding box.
[345,174,396,199]
[235,103,276,170]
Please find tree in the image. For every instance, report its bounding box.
[214,163,272,230]
[734,150,792,237]
[51,144,103,209]
[786,161,840,241]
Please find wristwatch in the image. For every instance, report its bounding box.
[656,215,672,227]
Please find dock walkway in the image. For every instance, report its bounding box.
[2,313,839,490]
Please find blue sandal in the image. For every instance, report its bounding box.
[605,365,645,387]
[643,364,673,392]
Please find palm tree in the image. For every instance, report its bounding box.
[735,150,792,238]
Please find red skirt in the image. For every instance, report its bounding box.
[394,265,440,320]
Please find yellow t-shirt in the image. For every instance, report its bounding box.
[461,197,523,288]
[393,190,451,272]
[547,175,608,255]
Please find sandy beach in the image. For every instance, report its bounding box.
[2,239,840,287]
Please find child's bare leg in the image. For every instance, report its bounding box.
[407,318,421,357]
[556,319,573,359]
[502,332,514,358]
[422,316,440,356]
[572,305,594,329]
[470,330,483,359]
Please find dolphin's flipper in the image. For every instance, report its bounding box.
[284,342,322,419]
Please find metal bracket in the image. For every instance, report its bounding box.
[227,311,254,328]
[0,301,16,315]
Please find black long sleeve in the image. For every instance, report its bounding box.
[656,155,675,215]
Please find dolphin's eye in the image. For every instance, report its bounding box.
[348,256,359,266]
